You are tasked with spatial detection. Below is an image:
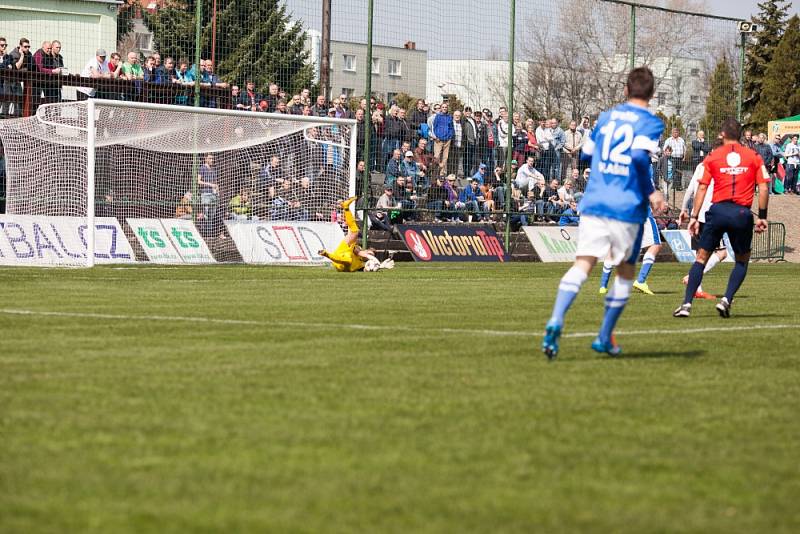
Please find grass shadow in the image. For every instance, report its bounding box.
[614,349,706,360]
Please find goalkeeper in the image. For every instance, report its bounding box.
[319,197,393,272]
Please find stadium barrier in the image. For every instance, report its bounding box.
[751,222,786,262]
[0,70,232,117]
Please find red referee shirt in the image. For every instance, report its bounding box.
[700,142,770,207]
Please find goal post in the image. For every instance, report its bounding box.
[0,100,358,267]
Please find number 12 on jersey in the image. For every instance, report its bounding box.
[598,120,633,176]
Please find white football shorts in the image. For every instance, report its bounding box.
[640,215,662,249]
[575,215,642,266]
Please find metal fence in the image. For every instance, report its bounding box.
[751,222,786,262]
[0,0,752,251]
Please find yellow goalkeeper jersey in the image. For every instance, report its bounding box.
[327,241,365,272]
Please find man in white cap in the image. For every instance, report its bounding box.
[79,48,111,98]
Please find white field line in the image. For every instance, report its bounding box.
[0,308,797,339]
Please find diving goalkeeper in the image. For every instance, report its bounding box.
[319,197,393,272]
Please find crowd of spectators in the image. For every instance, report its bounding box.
[2,36,799,228]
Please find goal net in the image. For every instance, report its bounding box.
[0,100,356,266]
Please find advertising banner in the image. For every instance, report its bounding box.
[396,225,507,262]
[127,218,184,264]
[661,230,696,263]
[0,215,136,265]
[522,226,579,262]
[225,220,344,264]
[160,219,216,263]
[663,229,734,263]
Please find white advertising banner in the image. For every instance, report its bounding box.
[225,220,345,264]
[0,215,136,265]
[160,219,216,263]
[127,218,184,264]
[663,229,734,263]
[522,226,579,262]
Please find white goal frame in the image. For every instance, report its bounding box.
[34,99,358,267]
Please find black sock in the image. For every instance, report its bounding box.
[684,261,705,305]
[724,261,748,302]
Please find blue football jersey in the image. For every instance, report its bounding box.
[578,103,664,224]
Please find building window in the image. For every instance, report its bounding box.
[387,92,398,104]
[675,106,682,116]
[388,59,401,76]
[690,95,700,103]
[343,54,356,72]
[342,88,354,98]
[657,92,666,106]
[371,57,380,74]
[690,68,700,77]
[135,32,153,51]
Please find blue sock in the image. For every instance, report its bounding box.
[724,261,748,302]
[683,261,705,304]
[598,278,633,343]
[548,266,588,326]
[600,262,613,289]
[637,252,656,284]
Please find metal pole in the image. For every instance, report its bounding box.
[629,5,636,70]
[504,0,516,253]
[361,0,374,250]
[86,98,96,268]
[193,0,202,109]
[737,32,745,122]
[192,0,203,223]
[321,0,332,100]
[211,0,217,67]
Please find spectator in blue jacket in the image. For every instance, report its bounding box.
[384,148,405,187]
[459,177,485,222]
[431,102,455,179]
[471,163,488,185]
[400,150,425,190]
[558,200,580,226]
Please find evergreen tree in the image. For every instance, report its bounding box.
[144,0,312,95]
[655,111,685,139]
[743,0,791,119]
[751,15,800,129]
[700,57,737,136]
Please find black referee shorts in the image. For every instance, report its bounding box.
[697,201,753,256]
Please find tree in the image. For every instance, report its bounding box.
[116,0,136,46]
[743,0,791,119]
[656,111,686,138]
[144,0,313,94]
[750,15,800,129]
[484,0,711,122]
[700,56,737,136]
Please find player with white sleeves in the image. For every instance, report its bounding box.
[678,142,727,301]
[542,67,666,359]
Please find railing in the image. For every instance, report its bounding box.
[0,70,232,117]
[751,221,786,262]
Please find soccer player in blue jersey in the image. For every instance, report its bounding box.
[542,67,666,359]
[599,206,663,295]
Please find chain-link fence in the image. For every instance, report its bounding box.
[0,0,747,250]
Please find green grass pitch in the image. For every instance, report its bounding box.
[1,262,799,533]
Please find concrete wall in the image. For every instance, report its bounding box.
[0,0,118,74]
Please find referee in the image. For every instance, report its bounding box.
[673,118,770,318]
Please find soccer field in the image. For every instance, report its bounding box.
[1,262,799,533]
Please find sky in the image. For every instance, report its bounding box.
[283,0,800,60]
[707,0,799,19]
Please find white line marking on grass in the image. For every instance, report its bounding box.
[1,308,798,339]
